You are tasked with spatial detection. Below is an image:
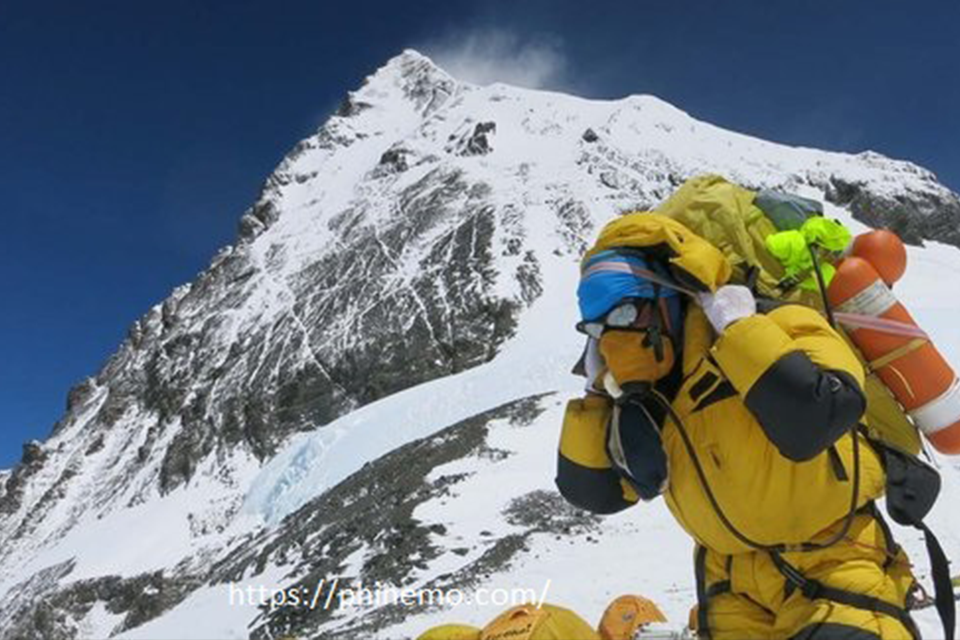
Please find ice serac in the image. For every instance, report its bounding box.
[2,49,959,640]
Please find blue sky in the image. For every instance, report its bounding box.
[1,0,957,469]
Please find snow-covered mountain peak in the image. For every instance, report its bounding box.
[341,48,460,119]
[2,50,960,640]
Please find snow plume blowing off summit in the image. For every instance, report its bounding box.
[1,49,960,640]
[422,28,568,90]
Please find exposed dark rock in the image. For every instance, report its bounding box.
[503,490,598,534]
[555,200,594,256]
[582,128,599,143]
[336,94,373,118]
[463,122,496,156]
[21,442,45,466]
[238,213,266,240]
[390,51,456,116]
[239,200,281,241]
[823,176,960,247]
[0,567,204,640]
[600,170,621,190]
[159,418,215,493]
[0,474,25,516]
[378,147,410,173]
[0,440,52,515]
[65,379,97,414]
[94,389,130,429]
[84,436,105,456]
[517,251,544,305]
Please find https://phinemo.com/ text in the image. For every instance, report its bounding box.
[227,578,552,612]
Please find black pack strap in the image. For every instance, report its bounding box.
[707,580,732,599]
[695,545,712,639]
[692,381,737,414]
[693,548,733,640]
[920,521,956,640]
[864,502,899,560]
[808,243,836,328]
[860,500,901,575]
[745,264,760,294]
[693,550,733,638]
[879,441,955,640]
[689,371,720,403]
[770,552,921,640]
[827,445,849,482]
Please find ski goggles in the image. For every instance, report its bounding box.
[576,297,676,340]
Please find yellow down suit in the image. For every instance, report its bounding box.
[666,303,916,640]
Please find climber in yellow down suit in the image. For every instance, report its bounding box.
[557,212,921,640]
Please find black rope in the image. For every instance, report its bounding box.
[808,244,837,328]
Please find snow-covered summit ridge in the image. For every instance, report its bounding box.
[240,49,956,251]
[351,49,459,115]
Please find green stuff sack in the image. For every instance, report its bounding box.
[754,189,823,230]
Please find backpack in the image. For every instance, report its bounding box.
[652,174,922,455]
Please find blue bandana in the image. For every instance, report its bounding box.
[577,250,682,328]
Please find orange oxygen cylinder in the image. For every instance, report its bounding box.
[828,230,960,454]
[850,229,907,285]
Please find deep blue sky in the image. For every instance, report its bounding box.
[1,1,957,469]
